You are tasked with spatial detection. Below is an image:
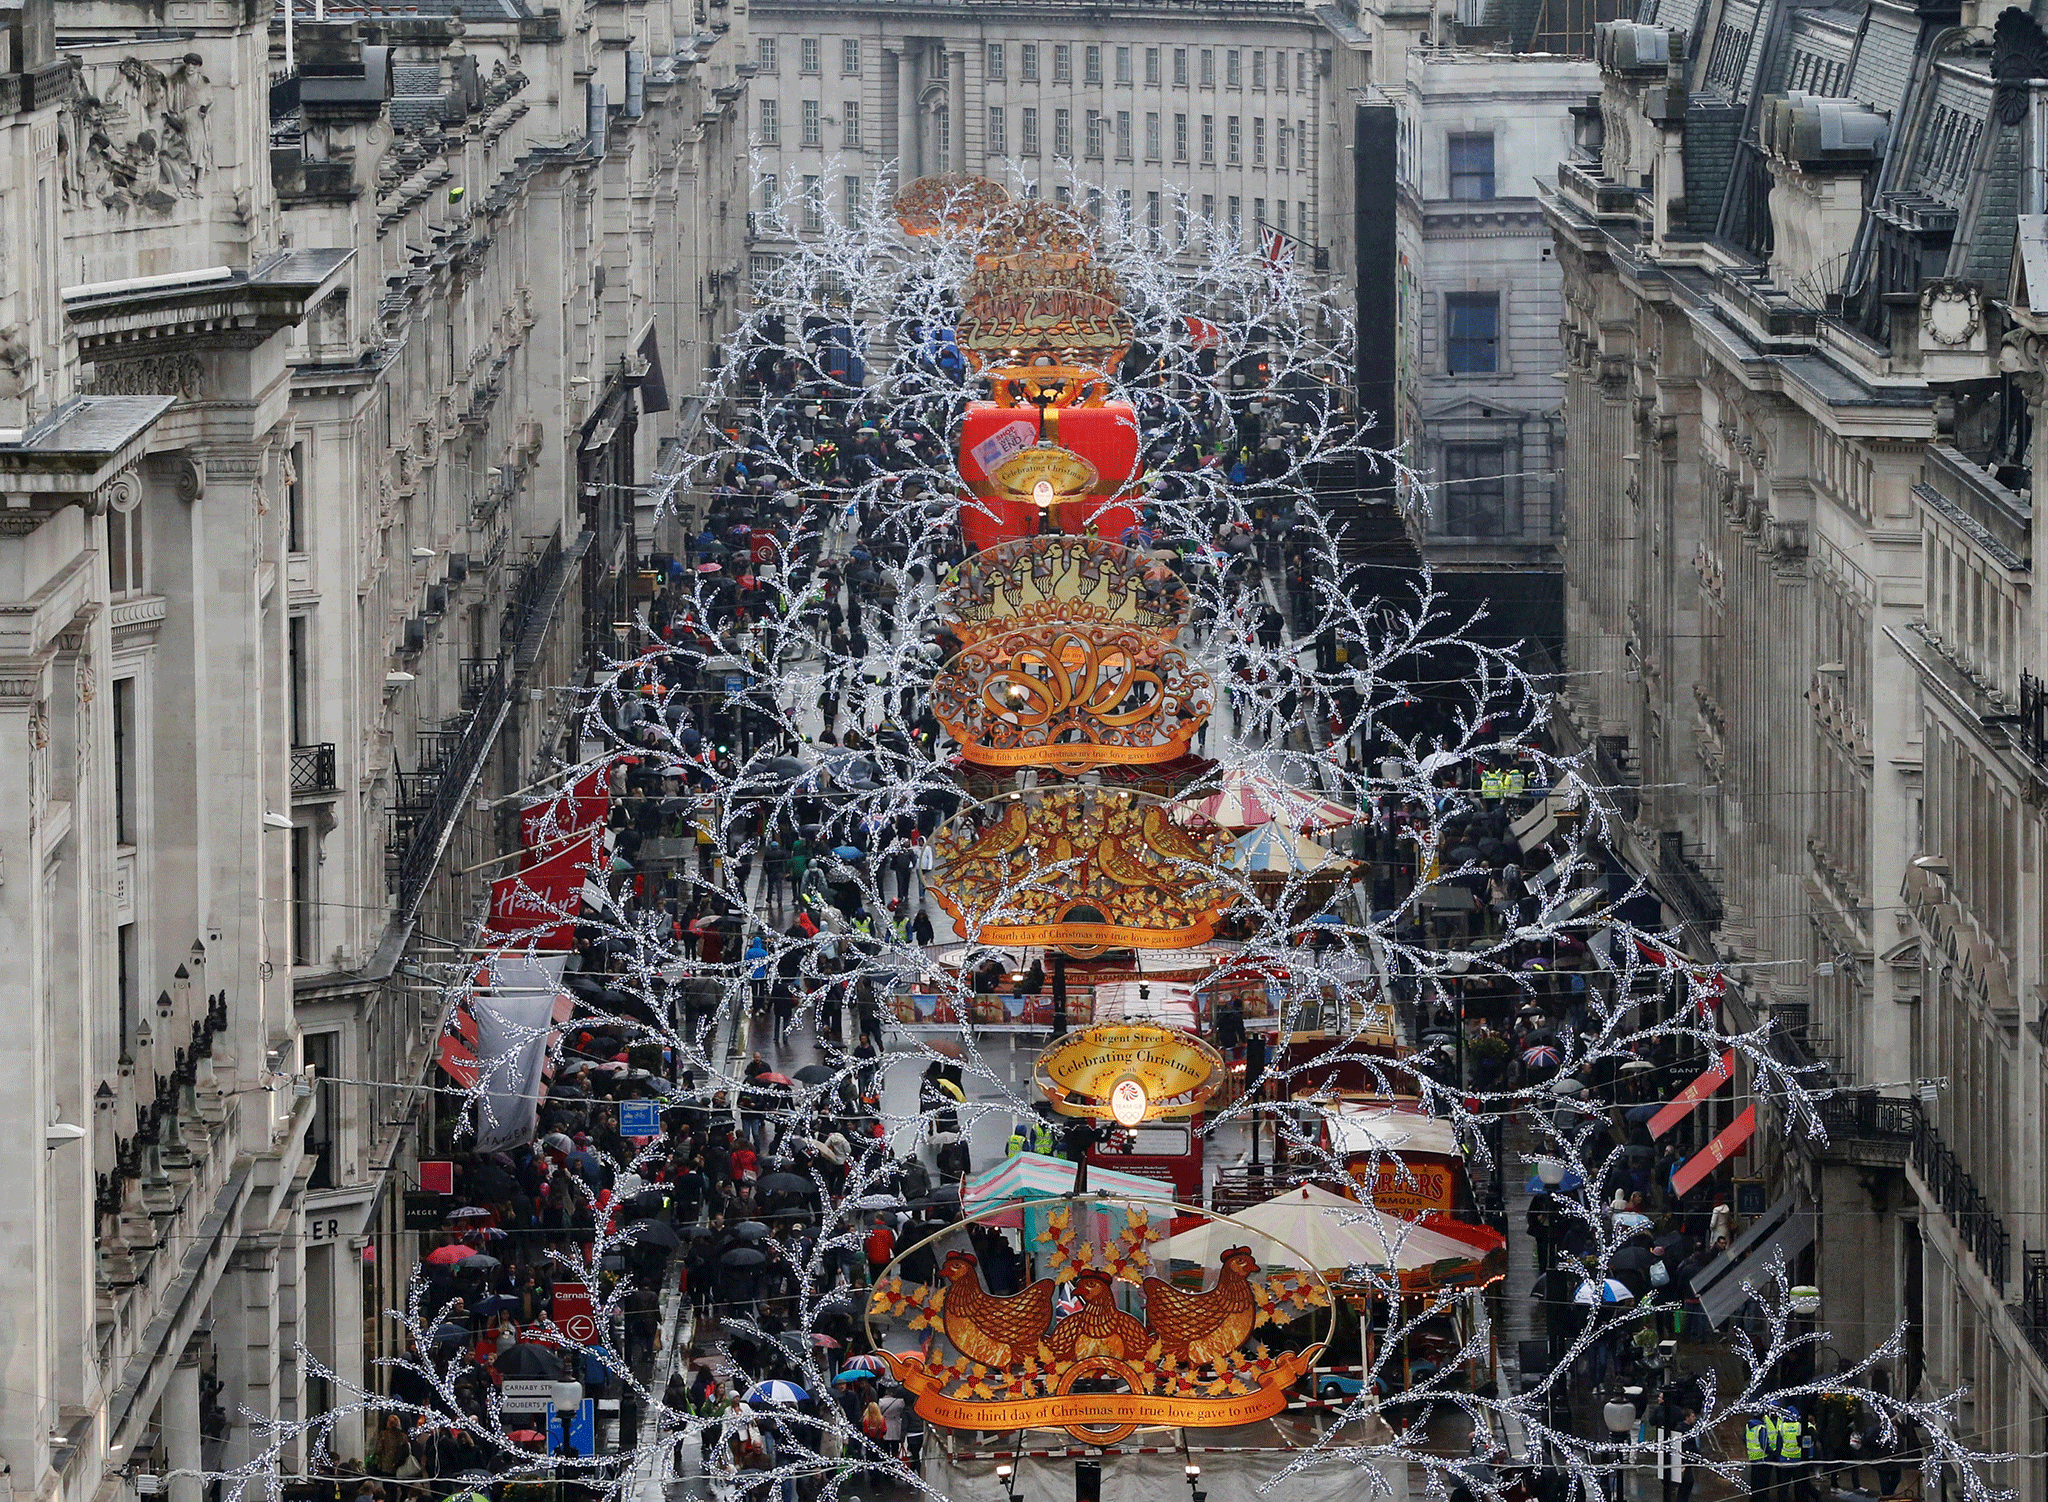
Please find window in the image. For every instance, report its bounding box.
[1173,48,1188,86]
[1116,108,1132,159]
[1055,107,1072,157]
[1174,113,1188,160]
[1227,48,1241,87]
[1056,184,1072,205]
[1022,43,1039,81]
[936,105,950,170]
[1444,292,1499,373]
[288,614,308,744]
[286,441,305,552]
[1275,49,1287,91]
[1253,50,1266,89]
[1086,108,1103,158]
[1022,106,1039,155]
[1145,111,1161,158]
[1448,133,1495,200]
[800,37,820,73]
[987,42,1005,80]
[933,48,948,78]
[1275,198,1287,234]
[1201,114,1214,161]
[1298,51,1309,90]
[1253,117,1265,164]
[842,101,861,146]
[842,38,860,73]
[1200,48,1215,86]
[760,172,778,208]
[1117,187,1131,221]
[1147,190,1161,227]
[842,176,861,225]
[113,676,137,844]
[107,482,143,597]
[301,1030,335,1184]
[757,36,777,71]
[988,105,1007,156]
[1443,445,1508,536]
[1202,192,1215,220]
[1088,187,1104,220]
[1254,196,1265,227]
[1227,115,1241,164]
[117,922,135,1057]
[802,99,821,145]
[1145,47,1161,84]
[291,824,315,967]
[802,175,823,230]
[1084,45,1101,84]
[1024,180,1040,200]
[1276,123,1287,168]
[1115,46,1131,84]
[1228,194,1241,234]
[1176,202,1190,243]
[1054,44,1072,81]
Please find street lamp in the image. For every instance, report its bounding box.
[1602,1387,1638,1501]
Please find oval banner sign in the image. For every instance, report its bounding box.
[1035,1022,1225,1120]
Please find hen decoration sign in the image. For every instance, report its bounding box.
[868,1194,1328,1445]
[1035,1023,1225,1120]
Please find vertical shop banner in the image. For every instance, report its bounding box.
[1648,1050,1737,1139]
[1670,1105,1757,1198]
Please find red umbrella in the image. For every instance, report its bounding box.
[696,562,723,574]
[755,1072,795,1087]
[424,1244,472,1265]
[506,1430,547,1445]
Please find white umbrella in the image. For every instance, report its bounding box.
[1167,1184,1484,1276]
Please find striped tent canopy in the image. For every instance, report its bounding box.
[1178,767,1361,832]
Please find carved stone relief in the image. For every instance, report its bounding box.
[83,353,204,399]
[59,54,215,216]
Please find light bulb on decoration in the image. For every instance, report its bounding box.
[1602,1394,1637,1435]
[1790,1285,1821,1315]
[1534,1156,1567,1188]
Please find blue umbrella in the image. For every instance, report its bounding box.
[1524,1170,1585,1194]
[832,845,866,862]
[1625,1102,1665,1124]
[746,1381,809,1405]
[1574,1277,1635,1305]
[472,1295,522,1318]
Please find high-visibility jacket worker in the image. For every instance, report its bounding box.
[1775,1412,1806,1460]
[1031,1121,1056,1154]
[1005,1127,1027,1156]
[1746,1414,1779,1462]
[1480,769,1505,800]
[1504,768,1527,798]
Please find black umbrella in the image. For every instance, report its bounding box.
[758,1172,813,1197]
[424,1321,470,1348]
[722,1247,769,1268]
[680,1224,718,1240]
[793,1065,837,1085]
[624,1218,681,1249]
[733,1220,770,1240]
[758,757,809,782]
[622,1188,670,1218]
[496,1344,566,1378]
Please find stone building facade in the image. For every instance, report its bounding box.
[1547,0,2048,1481]
[0,0,746,1491]
[742,0,1331,271]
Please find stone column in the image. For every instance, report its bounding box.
[894,47,920,183]
[164,1346,203,1502]
[949,50,966,175]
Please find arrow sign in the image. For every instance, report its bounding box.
[546,1398,595,1457]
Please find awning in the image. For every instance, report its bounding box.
[1511,794,1563,850]
[636,322,670,412]
[963,1151,1176,1226]
[1692,1191,1818,1327]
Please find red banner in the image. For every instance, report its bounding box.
[520,769,610,849]
[490,833,602,931]
[1670,1105,1756,1198]
[551,1282,599,1345]
[1648,1050,1736,1140]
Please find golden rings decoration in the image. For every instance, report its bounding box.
[932,626,1212,769]
[942,535,1190,645]
[890,174,1012,236]
[926,786,1232,949]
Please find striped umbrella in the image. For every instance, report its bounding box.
[840,1353,889,1376]
[745,1381,809,1405]
[1179,768,1361,832]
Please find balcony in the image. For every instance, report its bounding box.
[1813,1091,1917,1168]
[1914,1113,2010,1291]
[289,742,338,795]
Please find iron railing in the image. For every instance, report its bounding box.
[1657,829,1723,929]
[1813,1092,1917,1166]
[289,742,338,794]
[389,661,509,917]
[460,656,501,710]
[1915,1115,2010,1291]
[2023,1247,2048,1366]
[2020,672,2048,765]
